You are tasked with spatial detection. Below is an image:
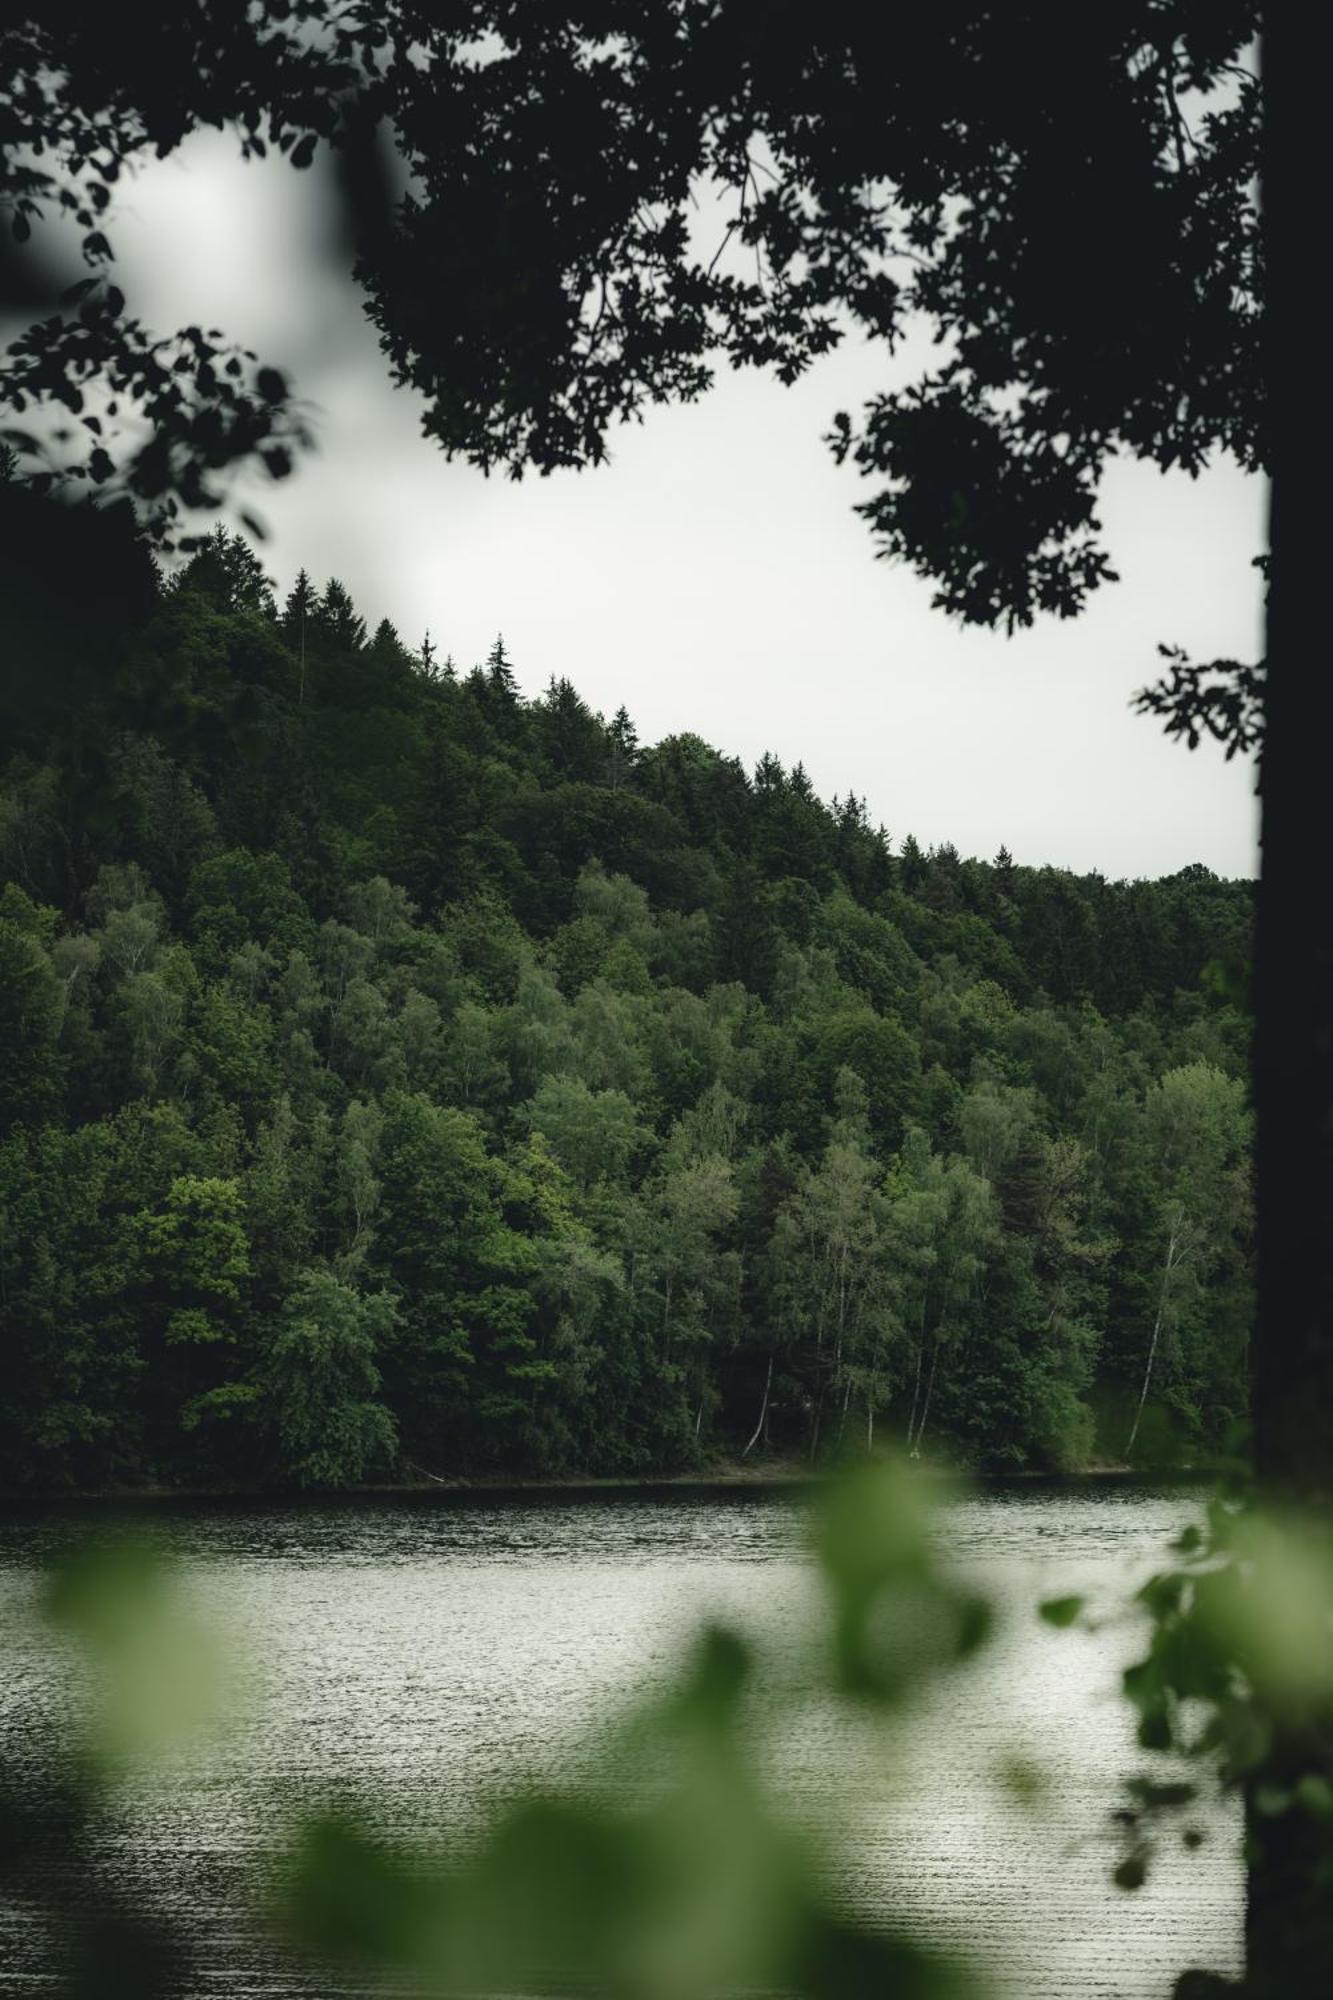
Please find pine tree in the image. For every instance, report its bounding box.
[485,634,520,704]
[281,569,316,644]
[367,619,415,690]
[605,706,639,791]
[753,752,785,795]
[176,529,276,617]
[898,833,927,894]
[316,579,367,652]
[539,677,605,782]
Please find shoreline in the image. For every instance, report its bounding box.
[0,1458,1232,1510]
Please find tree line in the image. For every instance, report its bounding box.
[0,521,1253,1490]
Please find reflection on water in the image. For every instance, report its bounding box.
[0,1483,1242,1997]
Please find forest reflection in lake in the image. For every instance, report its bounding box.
[0,1482,1242,1999]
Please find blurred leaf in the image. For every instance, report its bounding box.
[284,1815,433,1969]
[1113,1848,1149,1891]
[812,1457,990,1704]
[44,1538,233,1770]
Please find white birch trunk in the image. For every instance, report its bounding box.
[1126,1214,1185,1457]
[743,1354,773,1457]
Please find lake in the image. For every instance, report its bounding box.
[0,1482,1242,1998]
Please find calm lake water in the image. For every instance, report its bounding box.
[0,1483,1242,1998]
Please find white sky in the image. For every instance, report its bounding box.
[106,132,1264,881]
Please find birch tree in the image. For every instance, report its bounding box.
[1126,1061,1251,1457]
[884,1133,998,1457]
[770,1086,897,1455]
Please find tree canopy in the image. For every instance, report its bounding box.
[0,536,1255,1490]
[3,2,1261,633]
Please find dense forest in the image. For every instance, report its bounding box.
[0,510,1254,1491]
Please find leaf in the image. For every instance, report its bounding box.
[1125,1778,1197,1810]
[1038,1594,1084,1628]
[60,277,99,306]
[44,1539,234,1767]
[257,366,287,404]
[1136,1706,1172,1752]
[1113,1851,1148,1892]
[290,133,317,170]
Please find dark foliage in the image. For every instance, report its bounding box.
[3,4,1260,637]
[0,528,1254,1491]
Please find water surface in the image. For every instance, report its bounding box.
[0,1483,1242,1997]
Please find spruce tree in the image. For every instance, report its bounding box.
[485,635,520,704]
[317,579,367,652]
[605,706,639,791]
[281,569,316,644]
[898,834,927,895]
[175,528,276,617]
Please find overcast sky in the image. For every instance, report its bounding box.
[109,132,1264,882]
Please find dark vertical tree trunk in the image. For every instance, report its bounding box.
[1247,12,1333,1991]
[1253,17,1333,1505]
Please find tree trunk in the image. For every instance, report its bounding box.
[905,1330,925,1449]
[1246,16,1333,1991]
[743,1353,773,1457]
[1125,1216,1182,1458]
[913,1341,940,1457]
[1252,12,1333,1516]
[809,1376,826,1462]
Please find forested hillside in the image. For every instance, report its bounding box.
[0,515,1254,1490]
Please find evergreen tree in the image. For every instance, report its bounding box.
[485,635,520,704]
[605,706,640,791]
[281,569,317,643]
[898,834,927,895]
[174,529,276,617]
[316,579,367,652]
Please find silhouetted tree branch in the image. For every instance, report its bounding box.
[1134,647,1265,759]
[3,3,1262,608]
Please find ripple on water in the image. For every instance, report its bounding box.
[0,1485,1241,1998]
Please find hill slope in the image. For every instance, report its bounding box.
[0,524,1253,1489]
